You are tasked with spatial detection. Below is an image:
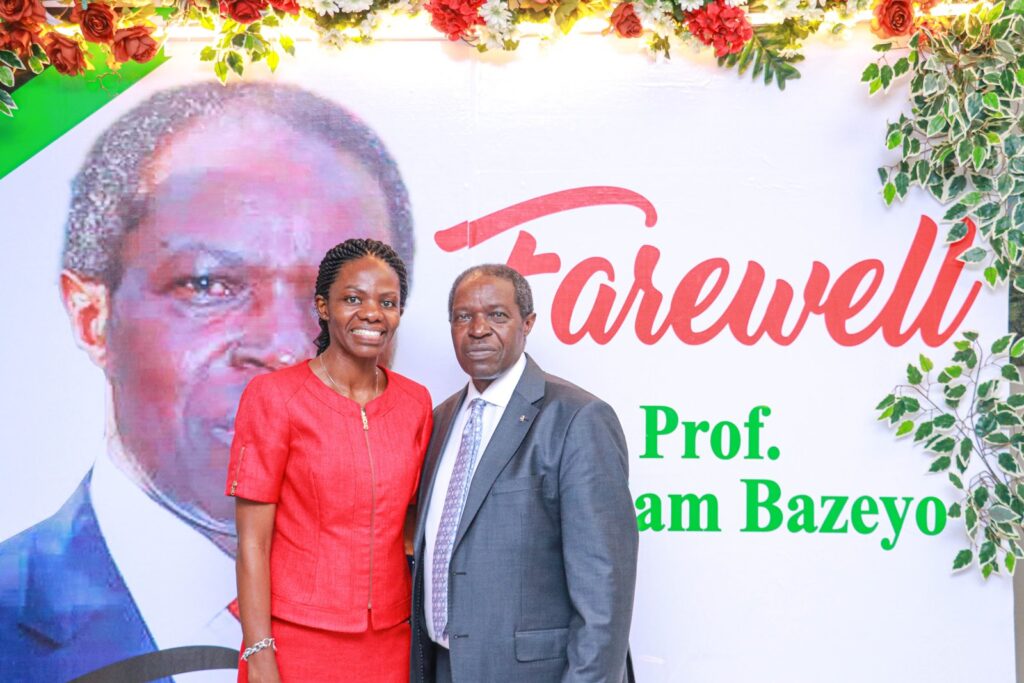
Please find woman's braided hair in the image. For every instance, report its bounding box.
[315,238,409,356]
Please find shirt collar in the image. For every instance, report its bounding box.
[91,442,237,650]
[465,353,527,409]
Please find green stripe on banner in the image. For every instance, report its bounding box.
[0,44,167,180]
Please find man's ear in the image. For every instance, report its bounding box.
[59,270,111,369]
[523,312,537,336]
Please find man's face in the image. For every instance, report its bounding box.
[450,274,535,392]
[100,111,391,533]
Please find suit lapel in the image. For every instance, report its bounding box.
[453,357,546,550]
[19,474,154,653]
[415,388,466,550]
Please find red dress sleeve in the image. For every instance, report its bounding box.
[409,387,434,502]
[225,374,290,503]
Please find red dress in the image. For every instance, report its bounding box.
[226,360,432,682]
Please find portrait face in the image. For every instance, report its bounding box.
[85,109,392,535]
[450,274,536,391]
[316,255,402,361]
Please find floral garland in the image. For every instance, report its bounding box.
[0,0,983,118]
[0,0,158,93]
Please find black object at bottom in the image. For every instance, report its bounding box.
[68,645,239,683]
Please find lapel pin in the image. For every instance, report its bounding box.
[519,415,527,422]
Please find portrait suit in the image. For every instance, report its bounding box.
[411,355,638,683]
[0,474,171,683]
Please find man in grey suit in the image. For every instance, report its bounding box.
[411,264,638,682]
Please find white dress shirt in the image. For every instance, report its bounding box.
[91,447,240,682]
[423,353,528,647]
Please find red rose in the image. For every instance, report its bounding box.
[269,0,300,14]
[0,0,45,25]
[871,0,914,37]
[112,25,159,62]
[610,2,643,38]
[219,0,268,23]
[71,2,117,43]
[686,0,752,57]
[0,20,39,57]
[44,32,86,76]
[425,0,484,40]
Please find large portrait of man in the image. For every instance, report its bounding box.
[0,81,415,682]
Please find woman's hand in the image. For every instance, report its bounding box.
[403,503,417,556]
[245,649,282,683]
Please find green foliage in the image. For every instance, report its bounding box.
[0,88,16,117]
[879,331,1024,579]
[0,48,27,116]
[717,17,812,91]
[554,0,581,34]
[953,548,974,569]
[0,49,24,70]
[866,3,1024,283]
[185,6,298,83]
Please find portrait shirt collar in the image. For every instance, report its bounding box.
[464,352,527,410]
[90,445,238,652]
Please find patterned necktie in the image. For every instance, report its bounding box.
[432,398,487,638]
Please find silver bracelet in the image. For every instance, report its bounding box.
[241,636,276,662]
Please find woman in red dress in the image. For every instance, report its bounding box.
[226,238,432,683]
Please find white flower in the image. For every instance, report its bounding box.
[479,27,506,50]
[676,0,702,11]
[359,11,379,33]
[678,30,705,53]
[316,25,348,47]
[722,0,745,7]
[389,0,416,14]
[651,15,677,36]
[338,0,373,12]
[633,0,673,30]
[308,0,341,15]
[633,0,667,21]
[764,0,820,16]
[765,0,796,12]
[480,0,512,34]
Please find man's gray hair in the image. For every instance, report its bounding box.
[448,264,534,320]
[63,81,414,289]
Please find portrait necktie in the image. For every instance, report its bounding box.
[432,398,487,638]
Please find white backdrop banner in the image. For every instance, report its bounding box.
[0,30,1012,682]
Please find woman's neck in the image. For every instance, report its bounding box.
[317,348,381,405]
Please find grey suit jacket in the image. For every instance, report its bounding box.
[411,355,638,683]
